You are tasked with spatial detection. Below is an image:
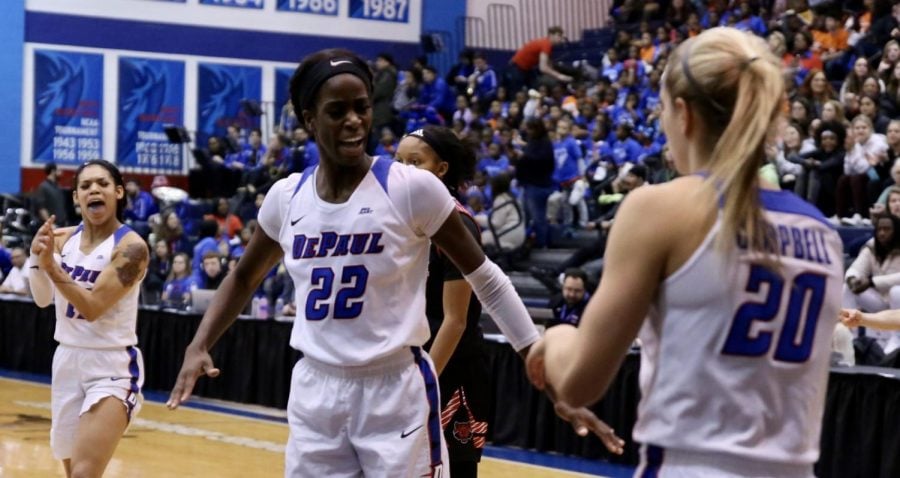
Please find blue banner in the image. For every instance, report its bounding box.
[349,0,409,23]
[32,50,103,165]
[117,57,185,171]
[277,0,338,16]
[197,62,261,147]
[199,0,263,9]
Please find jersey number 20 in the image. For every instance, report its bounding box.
[722,264,827,363]
[305,265,369,320]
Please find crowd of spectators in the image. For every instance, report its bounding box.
[7,1,900,353]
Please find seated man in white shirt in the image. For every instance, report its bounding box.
[0,247,30,296]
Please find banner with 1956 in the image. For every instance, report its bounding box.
[32,50,104,165]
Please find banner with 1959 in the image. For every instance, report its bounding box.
[32,49,104,165]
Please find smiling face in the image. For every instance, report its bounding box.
[303,73,372,168]
[73,164,124,226]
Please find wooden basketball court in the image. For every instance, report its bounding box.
[0,376,615,477]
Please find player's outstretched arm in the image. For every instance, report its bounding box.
[430,211,540,353]
[431,209,624,449]
[841,308,900,330]
[537,186,669,407]
[167,227,283,409]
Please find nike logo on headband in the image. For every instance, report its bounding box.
[330,59,352,67]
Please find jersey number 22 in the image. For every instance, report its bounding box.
[305,265,369,320]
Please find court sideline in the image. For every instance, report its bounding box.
[0,374,633,477]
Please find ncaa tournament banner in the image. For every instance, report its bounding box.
[32,49,103,165]
[117,57,185,171]
[196,62,262,147]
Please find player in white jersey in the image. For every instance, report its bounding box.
[527,27,845,477]
[28,159,150,478]
[167,48,605,478]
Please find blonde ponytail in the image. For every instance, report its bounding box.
[664,27,785,254]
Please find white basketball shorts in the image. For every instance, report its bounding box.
[50,344,144,459]
[285,346,449,478]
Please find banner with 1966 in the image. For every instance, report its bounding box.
[32,50,104,165]
[117,57,185,171]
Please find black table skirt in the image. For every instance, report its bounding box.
[1,299,898,476]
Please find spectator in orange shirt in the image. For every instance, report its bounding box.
[205,197,243,240]
[507,26,572,94]
[813,12,850,80]
[783,30,823,84]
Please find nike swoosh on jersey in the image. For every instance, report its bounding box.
[330,59,352,67]
[290,215,306,226]
[400,424,423,438]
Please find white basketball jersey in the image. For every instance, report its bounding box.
[54,224,141,349]
[633,189,844,465]
[257,157,455,366]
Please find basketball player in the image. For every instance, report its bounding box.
[527,28,844,477]
[397,126,624,476]
[29,159,149,478]
[167,48,552,477]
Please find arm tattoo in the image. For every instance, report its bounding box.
[116,242,148,288]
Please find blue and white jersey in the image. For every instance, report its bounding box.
[54,224,141,349]
[258,156,455,366]
[634,189,843,466]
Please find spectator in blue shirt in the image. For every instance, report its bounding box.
[288,126,319,173]
[161,252,195,310]
[373,127,399,157]
[192,251,226,290]
[478,142,512,178]
[123,179,158,238]
[470,52,498,111]
[609,121,643,166]
[192,219,224,275]
[419,66,456,120]
[549,119,588,227]
[227,128,267,170]
[601,48,625,83]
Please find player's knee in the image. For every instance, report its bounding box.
[69,461,103,478]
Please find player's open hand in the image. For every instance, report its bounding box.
[553,400,625,455]
[167,345,220,410]
[30,216,58,268]
[840,309,862,328]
